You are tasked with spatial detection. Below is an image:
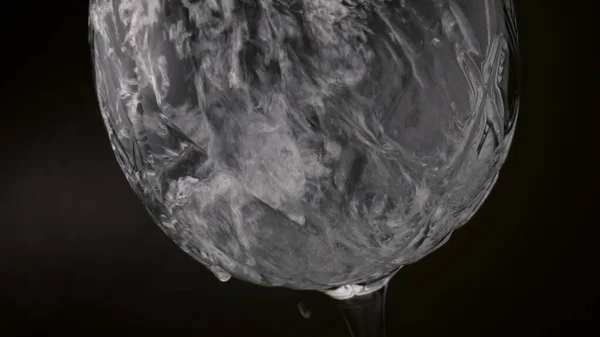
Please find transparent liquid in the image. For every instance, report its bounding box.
[90,0,518,291]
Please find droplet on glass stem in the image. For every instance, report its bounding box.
[298,302,313,320]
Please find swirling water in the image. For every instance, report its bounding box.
[90,0,518,291]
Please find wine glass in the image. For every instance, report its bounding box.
[89,0,519,336]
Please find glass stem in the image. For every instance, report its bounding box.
[337,285,388,337]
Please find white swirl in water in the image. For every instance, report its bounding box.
[90,0,518,291]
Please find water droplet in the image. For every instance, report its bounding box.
[209,266,231,282]
[297,302,312,319]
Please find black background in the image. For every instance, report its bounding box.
[0,1,596,336]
